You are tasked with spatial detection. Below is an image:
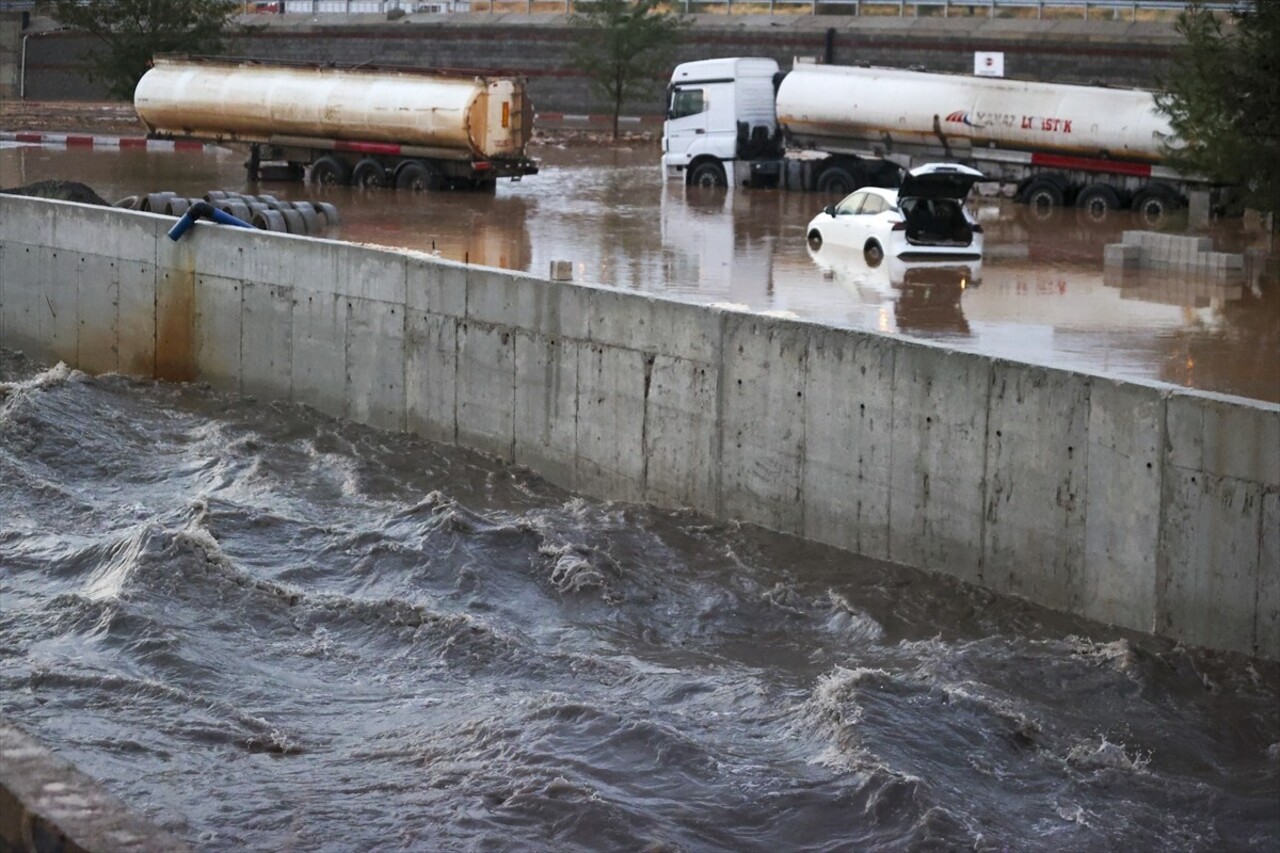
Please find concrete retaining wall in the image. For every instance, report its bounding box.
[0,719,188,852]
[2,195,1276,661]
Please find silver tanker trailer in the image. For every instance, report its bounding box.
[662,57,1231,222]
[134,56,539,191]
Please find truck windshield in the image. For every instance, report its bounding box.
[669,88,705,120]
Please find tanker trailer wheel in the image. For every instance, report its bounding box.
[395,161,443,192]
[816,167,856,196]
[1075,183,1121,224]
[1021,178,1065,220]
[1130,184,1181,227]
[688,161,727,188]
[351,159,388,189]
[310,156,351,187]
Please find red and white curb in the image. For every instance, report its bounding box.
[0,131,228,153]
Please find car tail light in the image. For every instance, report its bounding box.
[972,223,984,233]
[473,161,494,172]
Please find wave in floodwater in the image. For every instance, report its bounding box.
[1,348,1277,852]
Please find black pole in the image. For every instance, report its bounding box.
[246,144,261,183]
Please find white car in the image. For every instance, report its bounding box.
[805,163,986,262]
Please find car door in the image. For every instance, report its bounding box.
[829,191,867,247]
[856,193,889,250]
[665,84,710,168]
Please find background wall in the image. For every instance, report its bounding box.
[8,12,1181,109]
[2,195,1276,661]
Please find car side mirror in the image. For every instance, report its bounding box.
[824,205,836,216]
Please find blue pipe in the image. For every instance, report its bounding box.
[167,201,255,241]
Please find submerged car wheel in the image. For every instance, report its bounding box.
[689,161,727,188]
[863,241,884,267]
[807,230,823,249]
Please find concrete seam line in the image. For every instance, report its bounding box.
[1253,485,1265,657]
[712,309,727,520]
[885,341,898,566]
[796,326,809,538]
[1153,388,1173,638]
[976,357,996,588]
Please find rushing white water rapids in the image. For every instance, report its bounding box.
[1,349,1277,851]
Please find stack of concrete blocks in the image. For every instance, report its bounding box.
[1104,230,1246,282]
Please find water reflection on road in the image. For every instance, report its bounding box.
[3,141,1276,401]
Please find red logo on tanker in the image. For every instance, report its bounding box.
[946,111,1072,133]
[1023,116,1073,133]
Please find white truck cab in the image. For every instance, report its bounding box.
[662,57,781,188]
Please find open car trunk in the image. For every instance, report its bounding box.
[899,198,974,247]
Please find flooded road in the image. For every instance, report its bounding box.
[3,141,1277,402]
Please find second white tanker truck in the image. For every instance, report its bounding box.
[662,57,1220,222]
[135,56,539,191]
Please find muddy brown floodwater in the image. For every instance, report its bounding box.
[2,139,1277,402]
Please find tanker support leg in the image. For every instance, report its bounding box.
[245,144,261,183]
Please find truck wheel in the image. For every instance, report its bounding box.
[817,167,856,195]
[1076,183,1121,223]
[688,161,727,188]
[395,161,443,192]
[351,159,388,189]
[1022,178,1065,213]
[310,156,350,187]
[1131,185,1181,227]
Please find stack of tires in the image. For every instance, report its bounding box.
[121,190,340,235]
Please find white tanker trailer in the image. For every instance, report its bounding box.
[662,57,1224,221]
[134,56,539,191]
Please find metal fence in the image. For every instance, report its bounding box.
[0,0,1253,16]
[259,0,1254,17]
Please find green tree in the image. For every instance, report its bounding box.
[42,0,240,100]
[1156,1,1280,216]
[570,0,687,140]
